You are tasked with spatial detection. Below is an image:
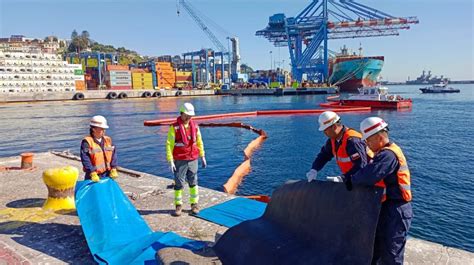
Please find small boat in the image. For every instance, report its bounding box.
[420,83,460,93]
[324,86,412,109]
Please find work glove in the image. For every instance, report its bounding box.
[306,169,318,182]
[91,172,100,182]
[110,168,118,179]
[326,176,343,182]
[170,160,177,174]
[201,157,207,168]
[342,174,353,191]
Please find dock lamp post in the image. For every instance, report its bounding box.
[227,37,232,86]
[269,51,273,71]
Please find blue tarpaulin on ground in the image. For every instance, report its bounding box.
[196,197,267,228]
[75,178,205,265]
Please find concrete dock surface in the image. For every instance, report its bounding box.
[0,152,472,264]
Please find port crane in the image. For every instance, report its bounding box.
[256,0,418,84]
[177,0,238,85]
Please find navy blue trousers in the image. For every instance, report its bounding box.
[372,201,413,265]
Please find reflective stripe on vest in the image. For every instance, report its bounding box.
[331,128,363,174]
[375,143,412,202]
[84,136,114,174]
[172,123,200,161]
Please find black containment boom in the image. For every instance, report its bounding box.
[214,180,383,265]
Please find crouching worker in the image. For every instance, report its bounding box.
[166,103,207,216]
[80,115,118,182]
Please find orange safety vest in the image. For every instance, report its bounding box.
[331,128,364,174]
[84,136,114,174]
[374,143,412,202]
[172,123,200,161]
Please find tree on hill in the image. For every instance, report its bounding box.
[66,30,144,64]
[68,29,90,53]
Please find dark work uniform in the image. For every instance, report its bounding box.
[347,142,413,265]
[311,126,369,177]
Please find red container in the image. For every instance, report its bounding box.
[107,65,129,71]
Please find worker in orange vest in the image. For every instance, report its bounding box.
[306,111,369,187]
[80,115,118,182]
[346,117,413,265]
[166,103,207,217]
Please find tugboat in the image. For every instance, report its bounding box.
[322,86,412,109]
[420,83,460,93]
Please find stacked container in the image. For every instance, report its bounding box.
[68,65,85,90]
[105,65,131,90]
[175,71,192,88]
[0,51,83,93]
[155,62,175,89]
[131,69,153,90]
[85,68,99,89]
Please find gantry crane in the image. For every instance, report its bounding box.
[256,0,418,84]
[177,0,239,85]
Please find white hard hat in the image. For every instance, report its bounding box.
[318,111,341,131]
[360,117,388,140]
[179,102,195,116]
[90,115,109,129]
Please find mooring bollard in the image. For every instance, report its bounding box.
[42,166,78,211]
[21,152,34,169]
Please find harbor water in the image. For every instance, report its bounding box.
[0,84,473,252]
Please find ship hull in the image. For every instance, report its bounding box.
[420,88,460,93]
[329,57,384,93]
[340,99,412,109]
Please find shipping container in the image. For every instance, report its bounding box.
[105,80,132,86]
[176,71,192,77]
[176,76,192,82]
[131,68,148,73]
[155,62,172,67]
[75,80,86,90]
[85,58,98,67]
[106,76,132,82]
[107,70,131,76]
[106,65,129,71]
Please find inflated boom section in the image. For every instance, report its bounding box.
[213,180,383,265]
[143,107,370,127]
[200,122,267,194]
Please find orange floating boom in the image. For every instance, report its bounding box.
[200,122,267,194]
[144,107,370,127]
[144,107,370,194]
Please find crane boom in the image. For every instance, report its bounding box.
[256,0,419,84]
[178,0,227,53]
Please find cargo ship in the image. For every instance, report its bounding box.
[329,46,384,93]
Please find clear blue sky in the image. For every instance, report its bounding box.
[1,0,472,81]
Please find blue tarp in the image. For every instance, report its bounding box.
[75,178,205,264]
[196,197,266,228]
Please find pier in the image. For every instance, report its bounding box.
[0,152,472,264]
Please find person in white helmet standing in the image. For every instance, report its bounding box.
[345,117,413,265]
[306,111,370,186]
[166,102,207,216]
[80,115,118,182]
